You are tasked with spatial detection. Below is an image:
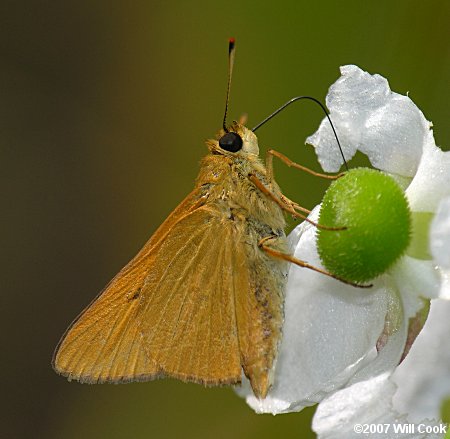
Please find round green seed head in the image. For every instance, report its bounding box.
[317,168,411,283]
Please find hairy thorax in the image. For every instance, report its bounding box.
[195,153,286,234]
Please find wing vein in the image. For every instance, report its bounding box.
[142,223,213,350]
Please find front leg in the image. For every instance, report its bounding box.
[280,194,311,215]
[248,173,345,231]
[266,148,345,182]
[264,148,343,215]
[258,236,372,289]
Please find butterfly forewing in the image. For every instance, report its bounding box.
[138,205,244,384]
[52,275,158,383]
[54,192,284,396]
[52,189,208,383]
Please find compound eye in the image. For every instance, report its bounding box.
[219,132,243,152]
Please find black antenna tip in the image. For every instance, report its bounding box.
[228,38,235,52]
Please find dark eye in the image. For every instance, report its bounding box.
[219,132,243,152]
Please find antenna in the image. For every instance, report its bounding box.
[252,96,349,171]
[222,38,236,133]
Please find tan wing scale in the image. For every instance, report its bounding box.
[137,206,243,385]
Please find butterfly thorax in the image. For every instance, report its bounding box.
[198,124,286,233]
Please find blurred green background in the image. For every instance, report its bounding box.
[2,1,449,438]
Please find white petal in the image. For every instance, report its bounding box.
[307,65,392,172]
[306,115,359,173]
[393,299,450,423]
[314,373,445,438]
[307,65,430,177]
[406,137,450,213]
[430,196,450,269]
[429,197,450,298]
[348,288,407,384]
[391,256,441,314]
[438,272,450,300]
[313,373,398,437]
[358,95,429,177]
[243,208,392,414]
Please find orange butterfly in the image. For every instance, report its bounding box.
[53,39,351,398]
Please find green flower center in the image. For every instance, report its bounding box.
[317,168,412,283]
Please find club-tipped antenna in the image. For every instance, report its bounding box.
[222,38,236,133]
[252,96,349,171]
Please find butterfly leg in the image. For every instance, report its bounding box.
[265,148,345,184]
[248,174,345,231]
[280,194,311,215]
[264,149,343,216]
[258,236,372,289]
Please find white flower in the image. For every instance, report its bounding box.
[313,299,450,438]
[238,65,450,437]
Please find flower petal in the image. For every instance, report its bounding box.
[241,207,394,414]
[307,65,430,177]
[430,197,450,299]
[393,299,450,423]
[313,373,444,438]
[391,256,441,314]
[348,288,407,384]
[438,272,450,301]
[430,196,450,269]
[313,373,398,437]
[406,137,450,213]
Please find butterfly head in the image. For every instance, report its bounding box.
[209,122,259,157]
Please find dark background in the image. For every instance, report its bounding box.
[2,1,449,438]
